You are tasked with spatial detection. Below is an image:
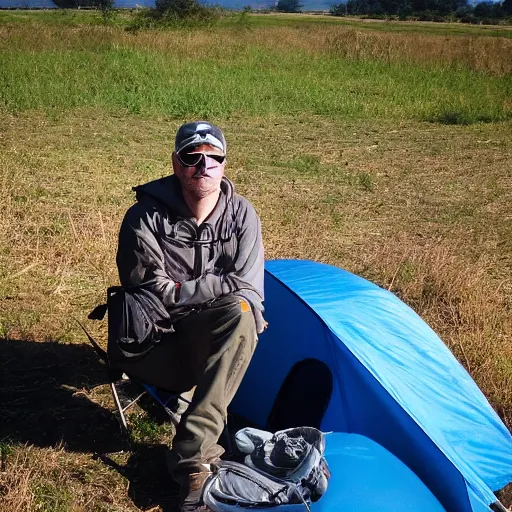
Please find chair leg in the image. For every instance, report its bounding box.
[110,381,129,433]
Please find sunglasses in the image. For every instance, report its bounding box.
[178,152,226,167]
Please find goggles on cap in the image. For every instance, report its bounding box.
[177,151,226,167]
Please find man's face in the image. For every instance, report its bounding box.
[172,143,226,200]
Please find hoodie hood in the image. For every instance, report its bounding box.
[133,175,235,226]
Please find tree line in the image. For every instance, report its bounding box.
[277,0,511,23]
[329,0,511,23]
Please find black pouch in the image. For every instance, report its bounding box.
[89,286,172,360]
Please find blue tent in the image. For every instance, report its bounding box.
[231,259,512,512]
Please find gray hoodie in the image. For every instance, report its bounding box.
[116,175,265,333]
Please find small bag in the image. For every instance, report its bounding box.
[202,428,330,512]
[89,286,173,359]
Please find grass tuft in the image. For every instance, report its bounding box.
[129,415,174,446]
[32,481,72,512]
[357,172,374,191]
[431,110,474,125]
[428,109,500,125]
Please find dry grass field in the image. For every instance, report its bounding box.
[0,11,511,511]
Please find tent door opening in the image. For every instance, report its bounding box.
[266,358,333,432]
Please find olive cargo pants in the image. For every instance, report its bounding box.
[108,294,258,479]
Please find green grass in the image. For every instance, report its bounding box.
[129,415,174,445]
[32,481,72,512]
[1,42,510,123]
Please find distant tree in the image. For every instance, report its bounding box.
[276,0,302,12]
[331,0,472,18]
[473,1,493,17]
[379,0,402,15]
[53,0,113,8]
[455,3,475,22]
[492,2,506,16]
[503,0,512,14]
[397,2,413,18]
[126,0,222,30]
[344,0,386,15]
[155,0,202,17]
[100,0,114,10]
[52,0,76,6]
[330,1,347,15]
[410,0,456,15]
[473,0,504,18]
[345,0,365,15]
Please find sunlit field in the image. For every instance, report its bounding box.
[0,10,511,511]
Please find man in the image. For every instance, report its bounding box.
[113,121,266,512]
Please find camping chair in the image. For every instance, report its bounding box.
[79,320,189,433]
[78,318,233,454]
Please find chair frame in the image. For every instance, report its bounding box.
[79,320,188,431]
[80,320,232,454]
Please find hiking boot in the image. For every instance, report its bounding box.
[180,471,212,512]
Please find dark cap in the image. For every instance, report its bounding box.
[175,121,226,155]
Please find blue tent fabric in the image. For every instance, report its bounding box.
[231,259,512,511]
[313,433,446,511]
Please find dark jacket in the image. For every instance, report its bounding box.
[116,175,265,332]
